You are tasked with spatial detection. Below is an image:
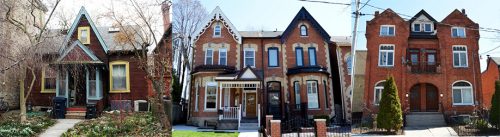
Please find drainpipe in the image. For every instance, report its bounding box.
[260,39,265,123]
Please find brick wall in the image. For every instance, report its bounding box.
[481,58,499,109]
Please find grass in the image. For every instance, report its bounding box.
[173,130,239,137]
[0,111,56,137]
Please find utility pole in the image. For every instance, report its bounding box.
[350,0,361,123]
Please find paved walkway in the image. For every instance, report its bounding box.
[39,119,82,137]
[173,125,259,137]
[353,126,458,137]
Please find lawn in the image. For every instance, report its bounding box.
[173,130,239,137]
[0,111,56,137]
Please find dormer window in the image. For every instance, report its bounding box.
[424,23,433,32]
[78,27,90,44]
[300,25,308,36]
[452,27,466,38]
[413,24,421,32]
[214,23,221,37]
[380,25,395,36]
[412,23,433,32]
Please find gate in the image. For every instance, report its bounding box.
[281,116,316,137]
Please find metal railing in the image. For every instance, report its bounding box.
[407,62,439,73]
[238,104,242,128]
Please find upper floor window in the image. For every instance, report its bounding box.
[268,47,279,67]
[110,61,130,93]
[214,23,221,37]
[413,24,421,32]
[346,55,352,75]
[374,81,386,105]
[452,81,473,105]
[296,47,304,66]
[308,47,317,66]
[244,48,255,67]
[424,23,433,32]
[380,25,395,36]
[413,23,433,32]
[452,46,468,68]
[452,27,466,38]
[78,27,90,44]
[300,25,308,36]
[219,48,227,65]
[378,44,394,67]
[205,48,213,65]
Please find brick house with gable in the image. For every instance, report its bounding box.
[187,6,345,129]
[363,9,482,125]
[481,56,500,109]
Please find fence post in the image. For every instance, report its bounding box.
[270,120,281,137]
[315,119,327,137]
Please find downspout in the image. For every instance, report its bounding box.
[260,39,265,124]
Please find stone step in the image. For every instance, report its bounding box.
[406,113,446,127]
[65,111,86,119]
[240,123,259,127]
[217,120,238,130]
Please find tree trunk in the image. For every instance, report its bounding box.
[20,79,26,122]
[151,80,172,136]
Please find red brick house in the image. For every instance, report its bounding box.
[187,7,342,129]
[363,9,482,122]
[481,56,500,109]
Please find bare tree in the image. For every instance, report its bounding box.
[0,0,61,122]
[172,0,207,101]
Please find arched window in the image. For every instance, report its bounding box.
[214,23,221,37]
[452,81,473,105]
[374,81,386,105]
[300,25,308,36]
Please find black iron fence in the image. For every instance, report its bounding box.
[326,123,351,137]
[281,116,316,137]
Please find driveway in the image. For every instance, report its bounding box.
[353,126,458,137]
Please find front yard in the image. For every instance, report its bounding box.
[0,111,56,137]
[172,130,239,137]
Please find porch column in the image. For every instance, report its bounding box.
[219,83,223,110]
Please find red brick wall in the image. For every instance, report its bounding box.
[481,59,499,109]
[70,16,108,63]
[108,54,149,102]
[193,21,239,68]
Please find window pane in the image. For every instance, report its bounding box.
[45,67,57,89]
[206,49,213,65]
[245,58,254,67]
[414,24,420,31]
[89,80,96,97]
[219,49,226,65]
[453,89,462,104]
[269,49,278,67]
[307,81,318,108]
[214,25,221,36]
[458,28,465,37]
[294,82,300,105]
[463,88,473,104]
[112,65,126,90]
[424,24,432,32]
[296,48,303,66]
[387,52,394,65]
[206,86,216,109]
[381,26,388,35]
[388,27,394,35]
[452,28,458,37]
[375,89,381,104]
[300,26,307,36]
[453,53,460,66]
[80,29,88,42]
[460,53,467,66]
[245,50,254,58]
[58,71,66,96]
[309,48,316,66]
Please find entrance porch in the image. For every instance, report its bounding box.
[216,81,261,129]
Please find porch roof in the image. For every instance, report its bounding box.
[218,81,261,88]
[53,40,103,64]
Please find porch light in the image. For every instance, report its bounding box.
[440,93,443,97]
[405,93,408,97]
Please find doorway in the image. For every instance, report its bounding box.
[267,82,281,118]
[245,92,257,118]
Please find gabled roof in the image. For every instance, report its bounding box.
[62,7,109,53]
[441,9,476,24]
[490,57,500,66]
[237,67,260,80]
[409,9,437,23]
[55,40,102,64]
[281,7,330,43]
[193,6,242,44]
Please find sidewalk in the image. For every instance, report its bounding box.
[173,124,259,137]
[39,119,82,137]
[353,126,458,137]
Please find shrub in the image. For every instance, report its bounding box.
[472,119,489,131]
[376,76,403,132]
[490,81,500,128]
[0,113,55,137]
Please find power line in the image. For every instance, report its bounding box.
[298,0,351,6]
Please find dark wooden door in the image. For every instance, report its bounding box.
[246,93,256,117]
[267,82,281,118]
[426,85,439,112]
[410,86,421,112]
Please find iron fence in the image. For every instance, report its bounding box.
[326,123,351,137]
[281,116,316,137]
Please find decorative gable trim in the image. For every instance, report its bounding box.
[192,6,242,44]
[409,9,437,23]
[281,7,330,44]
[63,7,109,53]
[56,40,102,63]
[237,66,259,79]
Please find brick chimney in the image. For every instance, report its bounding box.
[374,11,379,17]
[461,9,467,16]
[161,0,171,31]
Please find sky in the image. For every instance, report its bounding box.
[353,0,500,71]
[198,0,351,36]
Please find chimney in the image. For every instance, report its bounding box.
[161,0,171,31]
[374,11,379,16]
[461,9,467,16]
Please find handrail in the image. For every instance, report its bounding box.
[238,104,241,128]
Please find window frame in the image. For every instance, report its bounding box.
[373,80,386,105]
[244,48,255,68]
[78,26,91,44]
[296,47,304,67]
[346,54,353,75]
[306,80,319,109]
[214,23,222,37]
[452,45,468,68]
[300,25,308,36]
[413,23,421,32]
[308,47,317,66]
[378,44,395,67]
[268,47,279,67]
[452,81,474,105]
[204,82,218,111]
[380,25,395,36]
[423,23,433,32]
[294,81,301,109]
[205,48,214,65]
[218,48,227,65]
[41,66,56,93]
[109,61,130,93]
[451,27,466,38]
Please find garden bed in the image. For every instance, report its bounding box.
[172,131,239,137]
[63,112,169,136]
[0,111,56,137]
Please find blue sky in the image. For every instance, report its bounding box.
[353,0,500,71]
[198,0,351,36]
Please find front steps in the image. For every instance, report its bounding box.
[215,118,260,130]
[65,107,86,119]
[406,112,446,127]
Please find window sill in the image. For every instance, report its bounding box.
[453,66,469,69]
[213,36,222,38]
[379,35,395,37]
[41,90,56,93]
[268,66,280,69]
[203,109,217,112]
[453,104,474,106]
[451,37,466,38]
[378,66,394,68]
[300,36,309,38]
[307,108,321,110]
[109,90,130,93]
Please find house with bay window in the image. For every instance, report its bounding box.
[363,9,482,126]
[187,6,345,130]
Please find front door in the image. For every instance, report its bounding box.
[426,85,439,112]
[245,92,256,117]
[267,82,281,118]
[410,86,421,112]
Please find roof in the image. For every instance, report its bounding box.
[281,7,330,43]
[239,31,282,38]
[37,29,66,54]
[97,26,144,52]
[409,9,437,23]
[331,36,351,46]
[62,7,109,53]
[55,40,102,64]
[490,57,500,66]
[193,6,242,44]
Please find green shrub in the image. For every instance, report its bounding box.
[472,119,489,130]
[0,114,55,137]
[490,81,500,128]
[376,76,403,132]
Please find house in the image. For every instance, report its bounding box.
[352,50,366,119]
[27,7,155,118]
[481,56,500,109]
[187,6,343,129]
[330,36,353,122]
[363,9,482,125]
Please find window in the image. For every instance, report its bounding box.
[223,88,230,107]
[41,66,56,93]
[380,25,395,36]
[424,23,432,32]
[110,61,130,93]
[214,23,221,37]
[378,44,394,67]
[300,25,308,36]
[219,48,227,65]
[374,81,386,105]
[244,48,255,67]
[194,84,199,112]
[413,24,421,32]
[87,68,100,99]
[346,55,352,75]
[308,47,317,66]
[452,81,473,105]
[268,48,279,67]
[452,27,466,38]
[205,48,213,65]
[58,70,67,97]
[205,82,217,110]
[453,46,468,67]
[307,81,319,109]
[294,81,301,109]
[296,47,304,66]
[78,27,90,44]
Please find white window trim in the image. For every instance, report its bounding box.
[205,48,213,65]
[452,45,468,68]
[423,23,433,32]
[204,82,218,111]
[244,48,255,68]
[373,80,386,106]
[412,23,421,32]
[451,27,466,38]
[378,44,395,67]
[380,25,395,36]
[219,48,227,65]
[300,25,308,36]
[452,80,474,105]
[214,23,222,37]
[294,81,301,106]
[306,81,319,109]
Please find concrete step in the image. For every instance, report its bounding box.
[217,120,238,130]
[65,111,86,119]
[239,122,259,130]
[406,112,446,127]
